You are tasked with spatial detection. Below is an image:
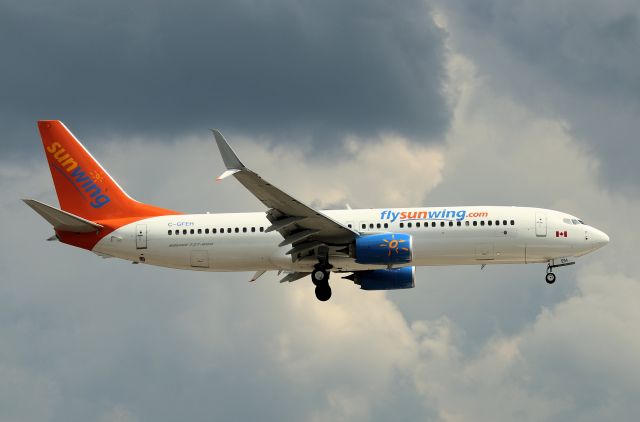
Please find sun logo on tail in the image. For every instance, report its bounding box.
[380,235,409,257]
[89,170,104,184]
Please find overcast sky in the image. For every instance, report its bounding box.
[1,1,640,421]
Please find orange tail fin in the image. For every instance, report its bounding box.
[38,120,177,221]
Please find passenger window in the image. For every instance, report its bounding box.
[416,222,421,228]
[243,227,247,233]
[213,228,217,234]
[198,228,202,234]
[361,223,366,229]
[473,221,477,226]
[235,228,239,233]
[440,222,445,227]
[376,223,381,229]
[251,227,255,232]
[348,224,352,228]
[510,220,515,225]
[168,230,172,235]
[183,229,187,235]
[457,221,461,227]
[480,221,485,226]
[400,222,404,228]
[488,220,492,226]
[431,222,436,227]
[227,228,232,233]
[408,222,412,228]
[384,223,388,229]
[205,228,209,234]
[190,229,195,234]
[465,221,470,226]
[260,227,264,232]
[449,221,453,227]
[495,220,500,226]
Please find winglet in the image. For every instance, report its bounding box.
[211,129,245,170]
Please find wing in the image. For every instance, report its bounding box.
[212,130,358,262]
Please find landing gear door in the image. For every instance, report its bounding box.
[535,212,547,237]
[136,224,147,249]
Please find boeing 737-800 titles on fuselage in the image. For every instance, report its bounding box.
[24,121,609,301]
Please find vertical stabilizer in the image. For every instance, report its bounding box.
[37,120,177,221]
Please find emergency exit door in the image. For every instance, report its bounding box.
[136,224,147,249]
[535,212,547,237]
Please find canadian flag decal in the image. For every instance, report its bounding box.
[556,230,568,238]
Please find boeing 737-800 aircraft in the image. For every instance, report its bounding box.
[25,121,609,301]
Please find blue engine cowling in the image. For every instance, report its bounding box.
[354,233,413,265]
[349,267,415,290]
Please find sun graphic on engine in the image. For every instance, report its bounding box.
[380,236,409,257]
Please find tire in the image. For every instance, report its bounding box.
[311,269,328,285]
[315,285,332,301]
[545,272,556,284]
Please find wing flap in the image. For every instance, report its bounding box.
[279,272,310,283]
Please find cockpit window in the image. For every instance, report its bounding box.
[565,218,584,225]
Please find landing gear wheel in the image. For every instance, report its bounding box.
[311,268,329,286]
[545,272,556,284]
[315,284,332,301]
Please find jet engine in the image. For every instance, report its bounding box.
[354,233,412,265]
[346,266,415,290]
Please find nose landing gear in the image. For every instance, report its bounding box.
[545,257,575,285]
[545,270,556,284]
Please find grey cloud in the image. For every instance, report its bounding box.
[436,0,640,188]
[1,0,449,154]
[4,3,640,419]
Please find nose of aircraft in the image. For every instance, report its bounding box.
[593,228,610,249]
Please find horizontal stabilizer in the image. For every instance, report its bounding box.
[23,199,103,233]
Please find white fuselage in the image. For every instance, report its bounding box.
[93,206,609,273]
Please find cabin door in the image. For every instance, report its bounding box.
[535,212,547,237]
[136,224,147,249]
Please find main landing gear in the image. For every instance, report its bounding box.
[311,246,333,302]
[312,266,331,301]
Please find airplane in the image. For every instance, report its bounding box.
[24,121,610,301]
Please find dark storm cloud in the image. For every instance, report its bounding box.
[1,0,449,152]
[438,0,640,187]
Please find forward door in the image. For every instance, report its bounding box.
[535,212,547,237]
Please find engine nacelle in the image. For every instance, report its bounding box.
[349,267,415,290]
[354,233,413,265]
